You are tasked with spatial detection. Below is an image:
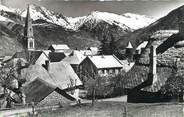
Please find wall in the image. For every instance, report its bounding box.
[127,90,181,103]
[79,57,97,82]
[35,53,49,66]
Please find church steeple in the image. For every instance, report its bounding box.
[24,4,35,51]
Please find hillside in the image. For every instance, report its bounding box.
[0,4,155,56]
[117,5,184,48]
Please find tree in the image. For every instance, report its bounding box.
[98,32,121,57]
[109,33,119,55]
[84,72,119,106]
[0,59,27,108]
[98,35,111,55]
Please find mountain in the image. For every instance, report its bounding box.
[80,11,155,30]
[117,5,184,48]
[0,4,155,55]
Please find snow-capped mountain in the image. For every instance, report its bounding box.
[68,11,156,31]
[0,4,156,55]
[20,4,70,28]
[82,11,155,30]
[0,4,15,13]
[18,4,155,31]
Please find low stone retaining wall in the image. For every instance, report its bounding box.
[0,105,60,117]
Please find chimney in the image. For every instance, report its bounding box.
[149,45,157,84]
[45,60,50,71]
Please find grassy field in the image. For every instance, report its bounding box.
[35,101,183,117]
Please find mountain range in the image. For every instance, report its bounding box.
[0,4,156,55]
[2,4,184,57]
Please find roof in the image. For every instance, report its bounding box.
[23,78,56,103]
[21,63,82,90]
[120,60,135,72]
[12,50,43,64]
[87,55,123,69]
[79,50,93,56]
[48,61,82,90]
[88,47,98,51]
[49,52,66,62]
[139,33,184,67]
[120,65,173,92]
[49,44,70,50]
[21,64,56,87]
[62,50,86,65]
[126,41,133,49]
[2,56,12,63]
[37,91,74,107]
[136,41,148,50]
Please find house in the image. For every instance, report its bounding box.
[22,78,75,106]
[135,41,148,55]
[46,61,82,90]
[11,50,49,66]
[48,52,66,62]
[62,50,86,73]
[87,47,99,55]
[121,44,178,103]
[48,44,70,52]
[79,55,123,82]
[20,63,82,105]
[119,60,135,72]
[44,61,82,98]
[79,50,93,56]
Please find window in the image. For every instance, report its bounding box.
[109,69,113,74]
[29,41,33,48]
[115,69,119,74]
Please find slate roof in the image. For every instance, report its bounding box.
[23,78,56,103]
[48,52,66,62]
[21,62,82,90]
[120,65,173,92]
[62,50,86,65]
[138,32,184,67]
[87,55,123,69]
[48,61,82,90]
[21,64,56,86]
[12,50,43,64]
[23,78,76,104]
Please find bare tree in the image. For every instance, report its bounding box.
[0,59,27,108]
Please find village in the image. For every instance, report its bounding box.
[1,2,184,117]
[0,5,136,108]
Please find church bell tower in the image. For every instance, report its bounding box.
[24,4,35,51]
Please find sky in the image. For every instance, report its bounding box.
[1,0,184,18]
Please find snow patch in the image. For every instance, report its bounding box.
[0,5,15,12]
[0,15,13,22]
